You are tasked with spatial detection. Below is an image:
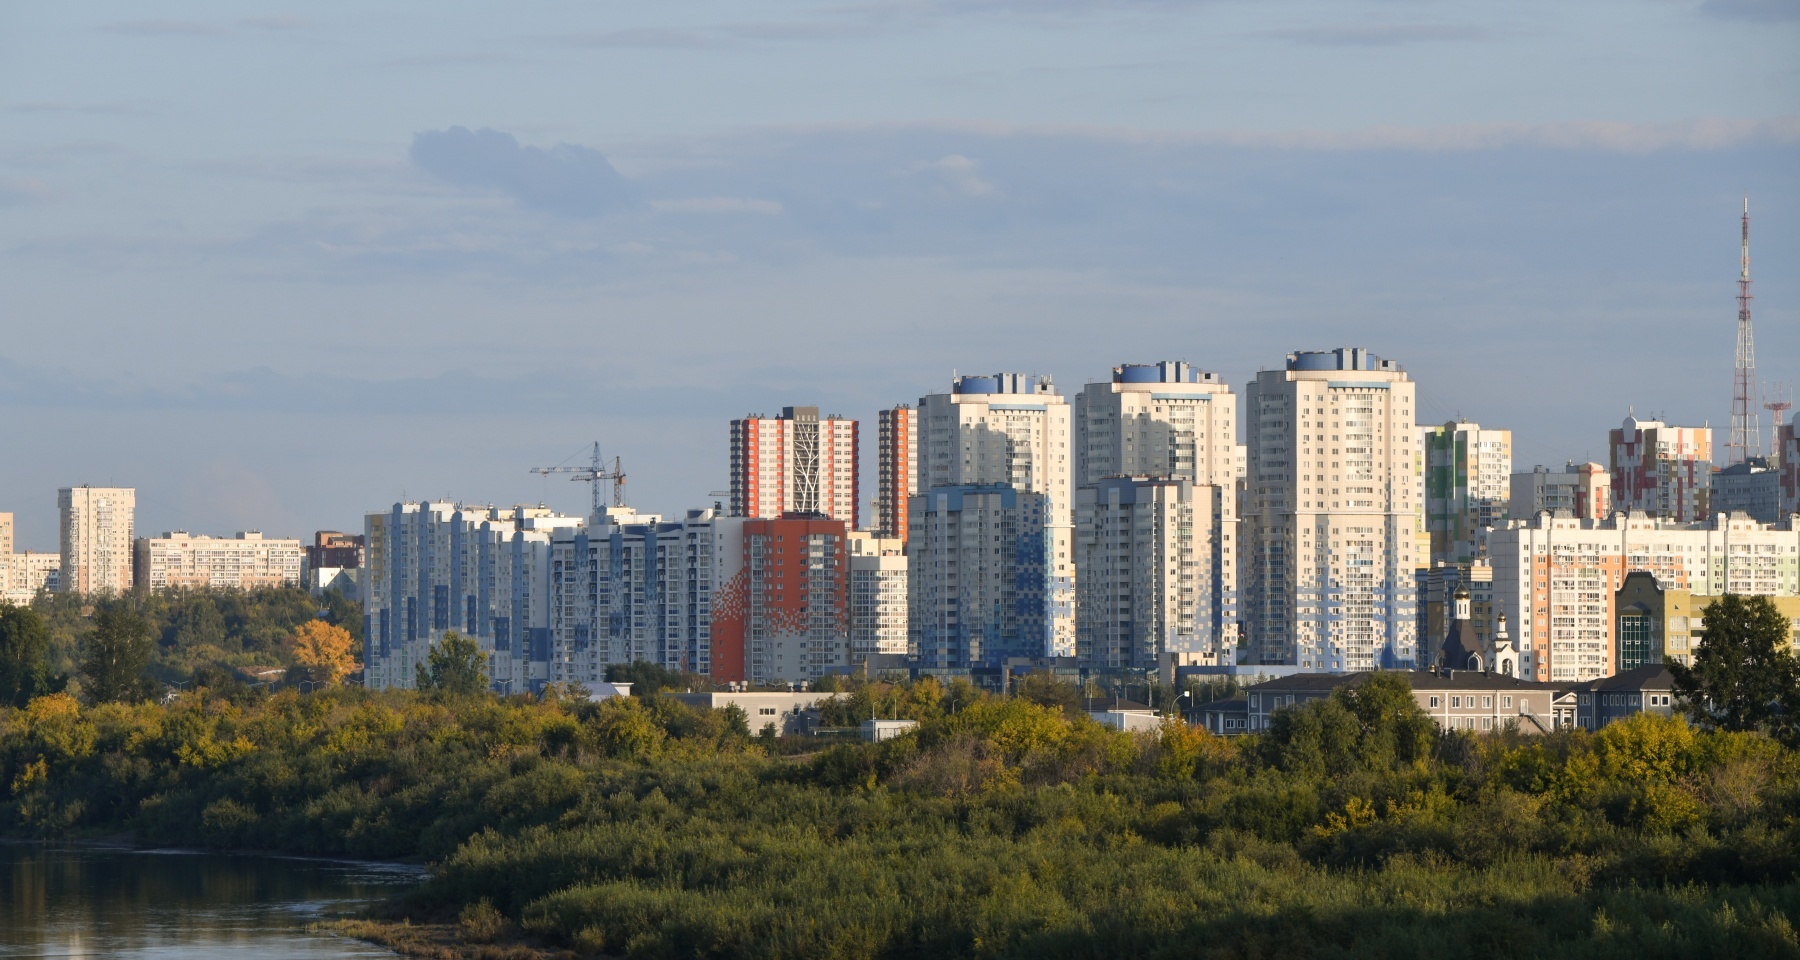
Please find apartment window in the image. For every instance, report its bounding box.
[1450,696,1461,708]
[758,707,777,716]
[1502,696,1513,709]
[1428,696,1440,708]
[1481,717,1493,730]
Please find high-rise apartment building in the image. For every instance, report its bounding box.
[909,485,1071,668]
[1075,477,1237,670]
[848,533,908,660]
[550,508,854,685]
[1073,362,1242,487]
[362,502,583,691]
[3,553,59,604]
[1712,459,1783,523]
[912,374,1075,664]
[743,516,850,682]
[133,531,304,591]
[874,405,918,541]
[918,373,1073,513]
[1241,348,1420,672]
[1422,420,1512,564]
[1511,463,1611,520]
[58,486,136,596]
[729,406,859,526]
[1610,417,1713,521]
[0,512,11,557]
[1488,511,1800,682]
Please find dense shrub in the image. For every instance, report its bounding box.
[2,675,1797,958]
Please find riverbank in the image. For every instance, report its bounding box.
[313,918,581,960]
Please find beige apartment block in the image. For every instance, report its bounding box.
[848,532,908,660]
[3,551,60,604]
[1241,348,1420,672]
[1489,510,1800,683]
[133,531,305,591]
[59,486,136,596]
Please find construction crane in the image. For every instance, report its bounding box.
[530,442,626,518]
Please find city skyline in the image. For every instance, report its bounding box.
[2,3,1795,549]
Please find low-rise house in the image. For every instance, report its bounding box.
[1194,695,1249,735]
[1082,697,1161,732]
[669,690,844,736]
[1570,665,1676,731]
[1234,670,1574,735]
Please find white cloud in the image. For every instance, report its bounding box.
[919,154,998,197]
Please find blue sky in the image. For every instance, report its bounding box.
[1,1,1796,548]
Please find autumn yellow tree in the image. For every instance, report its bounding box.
[289,620,354,685]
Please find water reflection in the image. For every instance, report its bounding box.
[0,842,421,958]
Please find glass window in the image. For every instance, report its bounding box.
[1428,696,1440,708]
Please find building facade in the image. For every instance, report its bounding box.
[1614,570,1800,668]
[1610,417,1713,521]
[912,374,1076,663]
[729,406,859,526]
[1075,477,1237,670]
[362,502,584,692]
[908,485,1073,668]
[875,405,918,542]
[1489,511,1800,682]
[1073,361,1242,487]
[1422,420,1512,564]
[133,531,304,591]
[1510,463,1611,521]
[1713,459,1783,523]
[1241,348,1420,672]
[849,533,909,661]
[58,486,135,596]
[2,551,59,604]
[743,516,850,683]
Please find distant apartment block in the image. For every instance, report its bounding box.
[1610,417,1712,521]
[1422,420,1511,564]
[0,512,11,558]
[874,405,918,541]
[1713,458,1784,523]
[1784,423,1800,517]
[729,406,859,526]
[133,531,304,591]
[1073,362,1242,487]
[1489,511,1800,683]
[1076,477,1237,670]
[1241,348,1420,672]
[743,516,850,682]
[59,486,135,596]
[2,551,60,604]
[913,373,1076,663]
[1511,462,1611,521]
[304,530,366,596]
[848,533,908,660]
[362,502,584,692]
[909,485,1071,669]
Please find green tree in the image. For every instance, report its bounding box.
[1671,594,1800,744]
[163,592,227,651]
[415,631,489,697]
[78,604,157,704]
[0,601,63,707]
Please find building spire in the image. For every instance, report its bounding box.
[1729,195,1759,464]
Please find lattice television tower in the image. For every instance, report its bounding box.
[1728,196,1759,464]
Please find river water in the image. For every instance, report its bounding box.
[0,843,423,958]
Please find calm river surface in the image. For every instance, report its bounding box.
[0,842,423,958]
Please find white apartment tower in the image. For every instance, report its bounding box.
[58,486,136,596]
[1074,361,1242,487]
[1076,477,1238,670]
[1242,349,1420,671]
[1073,362,1244,669]
[912,373,1075,664]
[729,406,859,526]
[133,531,304,591]
[848,533,909,660]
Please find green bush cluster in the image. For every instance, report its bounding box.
[2,674,1797,958]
